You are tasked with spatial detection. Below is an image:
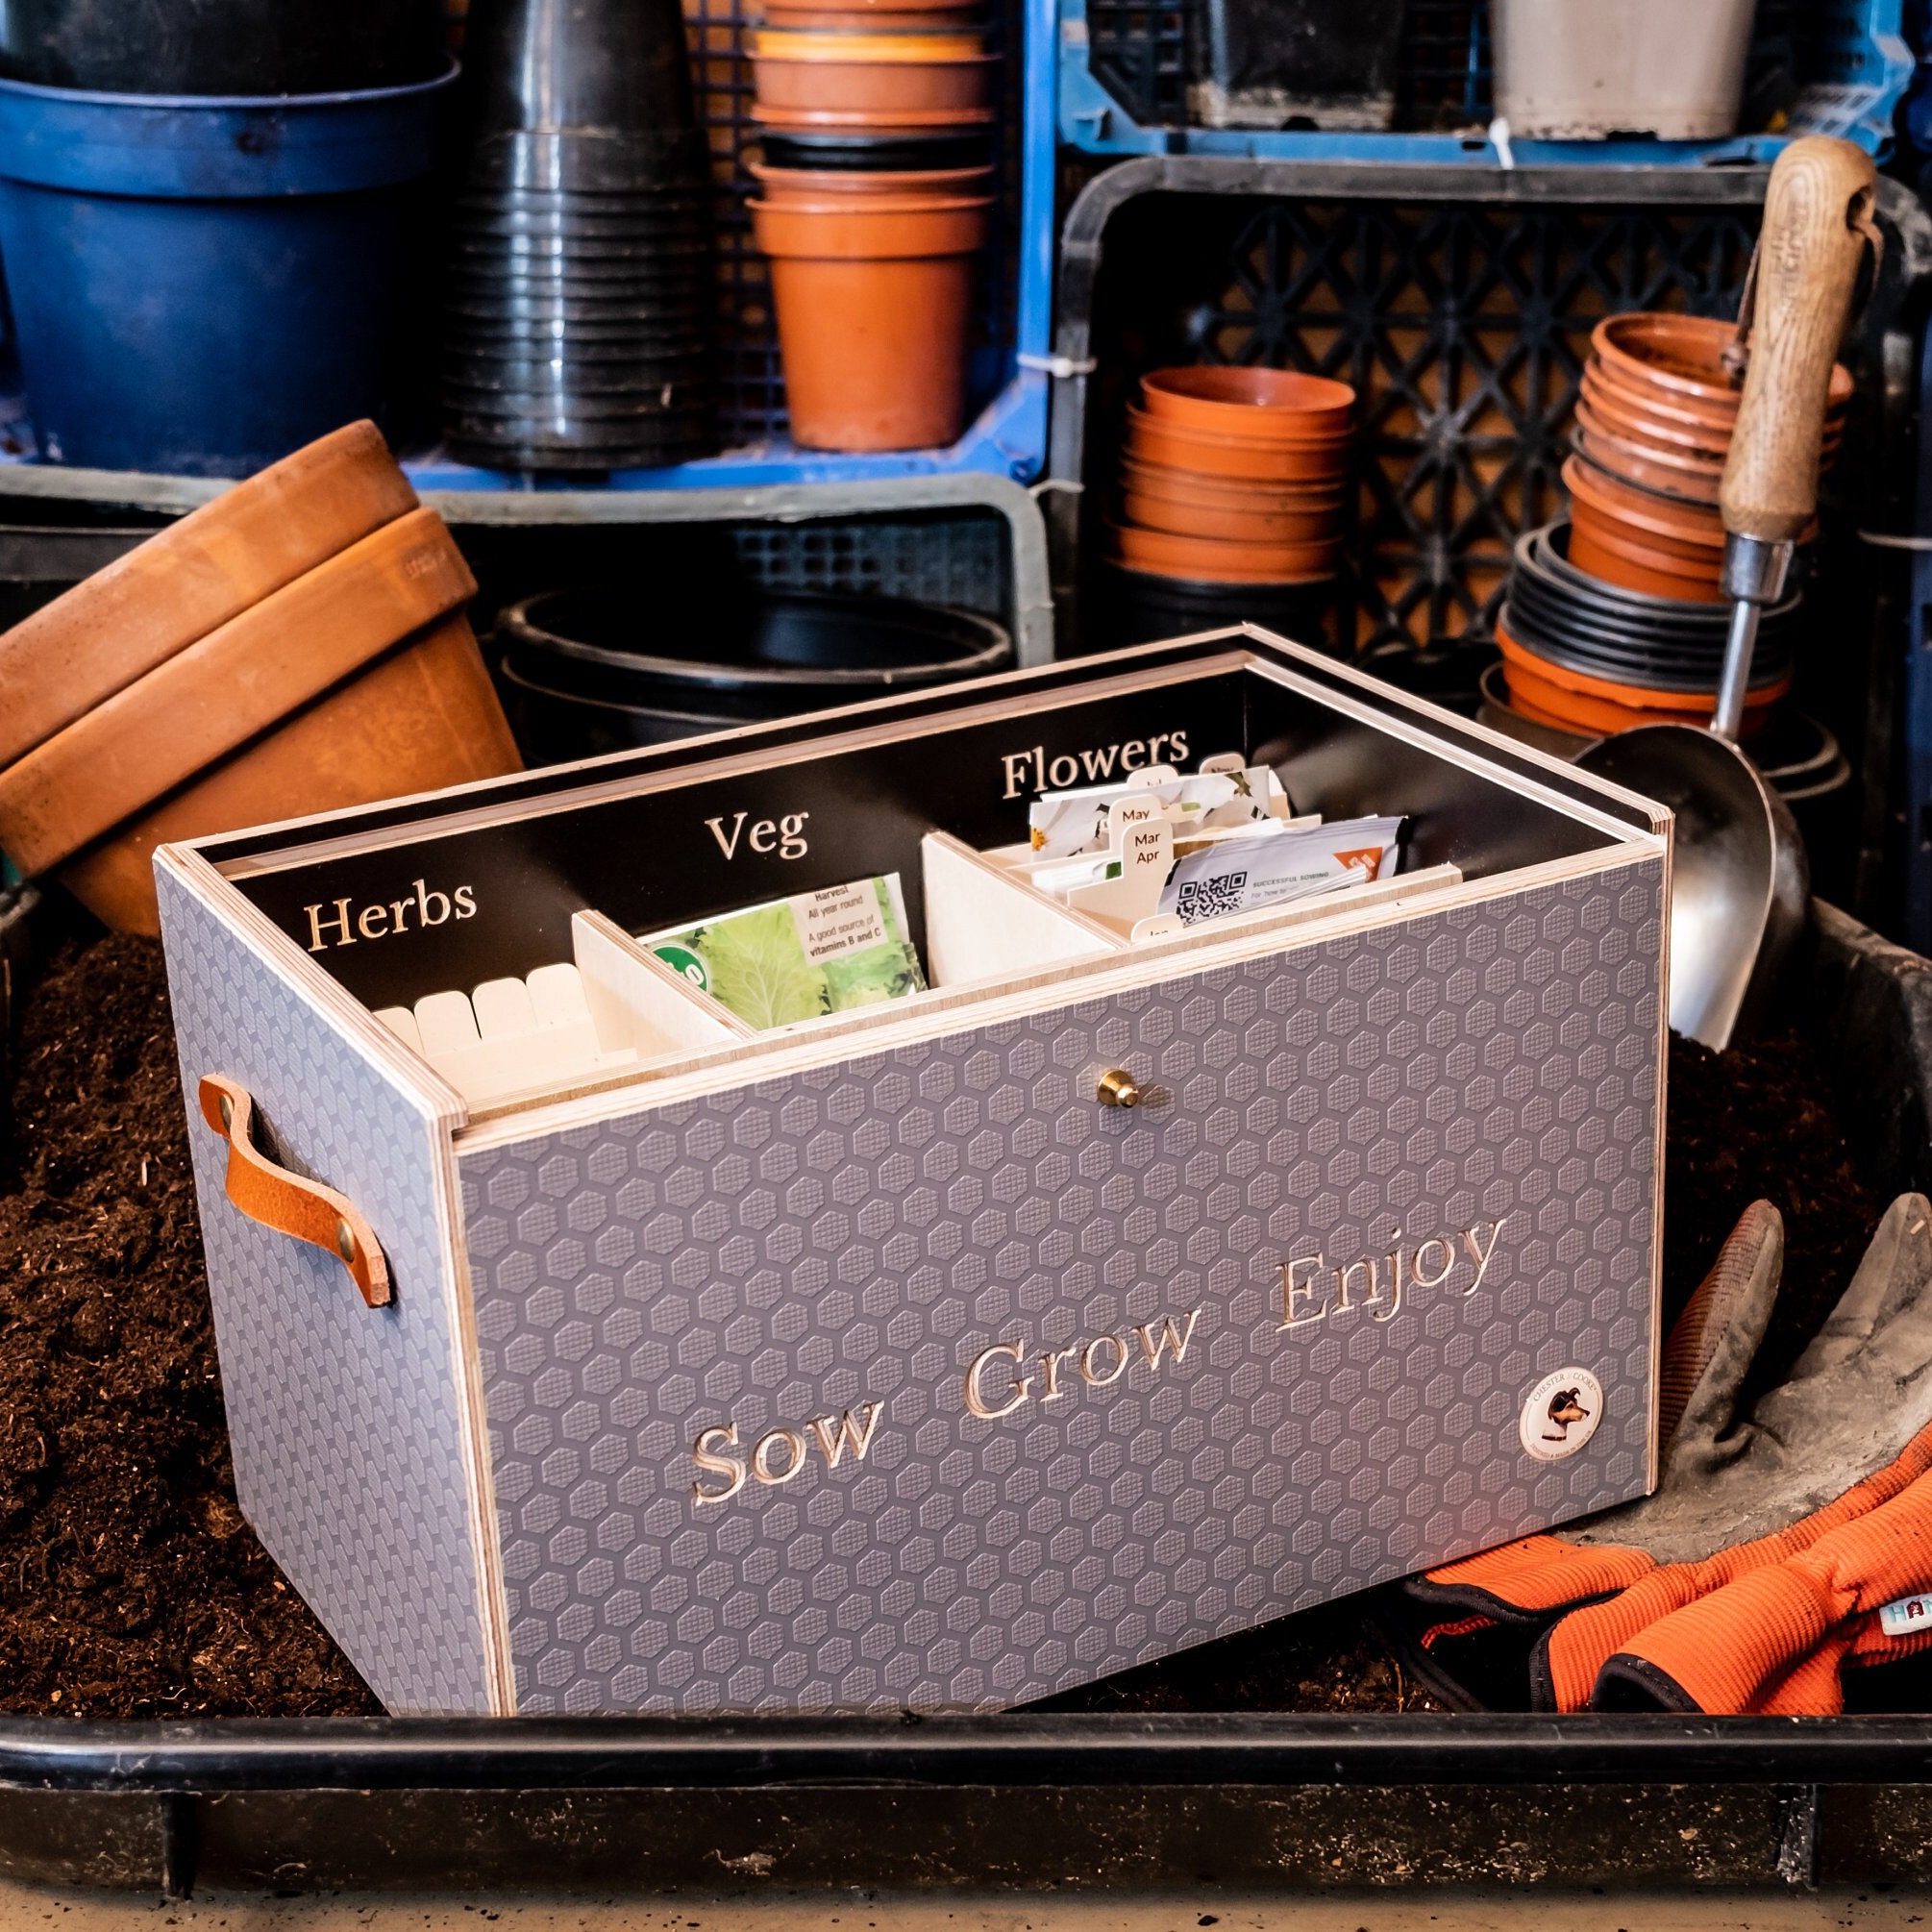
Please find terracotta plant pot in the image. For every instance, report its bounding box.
[755,101,994,130]
[60,613,520,934]
[749,160,994,200]
[755,25,987,53]
[1590,312,1746,406]
[1586,353,1852,441]
[1592,311,1853,413]
[1119,485,1343,544]
[1108,519,1342,584]
[0,419,414,771]
[0,460,523,934]
[751,194,988,450]
[764,0,980,15]
[1566,520,1724,604]
[1571,407,1724,505]
[1580,368,1845,466]
[1563,452,1723,548]
[753,38,997,117]
[1125,407,1350,483]
[759,5,983,26]
[1138,365,1354,438]
[1496,621,1784,738]
[1119,455,1347,511]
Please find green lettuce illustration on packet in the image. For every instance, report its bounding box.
[648,877,927,1033]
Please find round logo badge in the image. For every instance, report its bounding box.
[1519,1367,1604,1462]
[654,943,709,993]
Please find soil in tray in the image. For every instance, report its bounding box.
[0,933,1895,1718]
[0,933,381,1719]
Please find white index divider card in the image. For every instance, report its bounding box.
[1065,816,1175,933]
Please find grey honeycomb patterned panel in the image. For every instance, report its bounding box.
[461,857,1666,1715]
[157,867,495,1716]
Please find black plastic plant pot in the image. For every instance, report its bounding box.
[464,130,713,195]
[466,0,699,141]
[0,0,445,92]
[501,583,1013,709]
[497,651,748,755]
[0,495,168,630]
[1187,0,1406,132]
[450,206,718,246]
[444,319,717,357]
[1082,559,1339,653]
[445,425,719,470]
[443,346,715,390]
[444,275,717,313]
[1499,603,1794,697]
[445,254,718,292]
[758,129,995,170]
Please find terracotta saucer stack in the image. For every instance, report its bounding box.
[747,0,996,451]
[1110,366,1354,586]
[1567,311,1848,603]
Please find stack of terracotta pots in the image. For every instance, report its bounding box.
[0,422,522,935]
[1110,367,1353,585]
[1565,312,1848,602]
[747,0,996,451]
[1495,310,1846,739]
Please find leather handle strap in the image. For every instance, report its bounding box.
[196,1074,390,1308]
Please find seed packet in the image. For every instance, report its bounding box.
[1027,764,1289,860]
[1157,815,1405,926]
[643,875,927,1031]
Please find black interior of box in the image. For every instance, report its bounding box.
[211,642,1647,1016]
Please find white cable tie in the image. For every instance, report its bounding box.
[1017,352,1099,379]
[1857,530,1932,552]
[1029,477,1086,497]
[1489,116,1515,171]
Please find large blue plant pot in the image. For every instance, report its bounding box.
[0,62,456,477]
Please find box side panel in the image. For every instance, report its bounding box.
[460,858,1663,1714]
[156,867,494,1715]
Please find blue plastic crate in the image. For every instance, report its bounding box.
[1059,0,1912,162]
[412,0,1055,492]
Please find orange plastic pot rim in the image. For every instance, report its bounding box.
[1495,621,1790,714]
[1118,458,1349,508]
[751,194,991,257]
[749,162,995,197]
[1109,518,1343,573]
[753,103,996,126]
[754,37,997,62]
[1140,364,1356,431]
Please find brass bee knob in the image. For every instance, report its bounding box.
[1096,1068,1142,1109]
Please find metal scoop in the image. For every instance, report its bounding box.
[1577,136,1877,1052]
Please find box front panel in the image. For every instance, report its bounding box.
[460,860,1664,1714]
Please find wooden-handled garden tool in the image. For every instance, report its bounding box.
[1580,136,1877,1051]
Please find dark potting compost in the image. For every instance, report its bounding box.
[0,933,1893,1719]
[0,934,381,1720]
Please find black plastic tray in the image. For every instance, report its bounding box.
[7,902,1932,1895]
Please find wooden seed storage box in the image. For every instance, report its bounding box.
[156,630,1671,1716]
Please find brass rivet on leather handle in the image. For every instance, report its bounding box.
[218,1092,234,1131]
[335,1220,358,1266]
[1097,1068,1142,1109]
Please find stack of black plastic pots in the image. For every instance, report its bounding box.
[1497,522,1800,738]
[442,0,719,473]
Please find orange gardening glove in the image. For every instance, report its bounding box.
[1593,1462,1932,1714]
[1390,1195,1932,1712]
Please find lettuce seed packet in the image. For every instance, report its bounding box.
[644,875,927,1032]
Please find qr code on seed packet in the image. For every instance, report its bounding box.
[1175,872,1248,924]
